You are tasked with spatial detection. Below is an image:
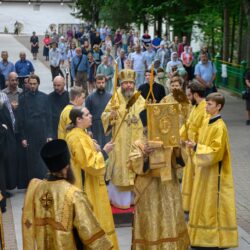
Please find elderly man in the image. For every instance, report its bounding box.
[131,45,147,88]
[22,139,113,249]
[48,76,69,139]
[195,52,216,96]
[96,55,114,93]
[0,51,15,89]
[3,72,22,112]
[102,69,145,209]
[71,47,89,95]
[15,52,34,88]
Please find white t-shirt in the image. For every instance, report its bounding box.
[131,52,146,72]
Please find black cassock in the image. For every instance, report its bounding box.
[18,90,52,182]
[138,82,166,103]
[85,90,112,148]
[0,103,17,209]
[48,90,69,139]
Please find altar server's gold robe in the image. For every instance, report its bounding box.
[58,104,74,139]
[66,128,119,249]
[180,99,207,212]
[0,194,4,250]
[101,88,145,187]
[22,178,113,250]
[188,116,238,248]
[128,140,189,250]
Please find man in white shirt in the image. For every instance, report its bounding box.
[49,42,63,80]
[131,45,147,88]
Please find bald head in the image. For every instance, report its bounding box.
[19,52,26,60]
[75,47,82,56]
[53,76,65,94]
[8,72,19,90]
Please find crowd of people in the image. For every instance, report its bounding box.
[0,26,244,250]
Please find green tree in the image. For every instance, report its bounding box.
[73,0,104,26]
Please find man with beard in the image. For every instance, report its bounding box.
[18,74,52,182]
[66,108,119,249]
[48,76,69,139]
[101,69,145,209]
[85,74,112,147]
[180,82,207,214]
[22,139,113,250]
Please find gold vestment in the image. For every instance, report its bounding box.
[188,117,238,248]
[101,88,145,187]
[58,104,74,139]
[128,140,190,250]
[22,178,113,250]
[66,128,119,249]
[180,99,207,212]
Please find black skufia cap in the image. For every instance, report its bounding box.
[139,109,147,127]
[40,139,70,172]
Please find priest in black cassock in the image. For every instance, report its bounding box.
[138,69,166,103]
[48,76,69,139]
[85,74,112,147]
[0,101,17,212]
[17,75,52,183]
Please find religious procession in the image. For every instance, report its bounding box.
[1,0,250,249]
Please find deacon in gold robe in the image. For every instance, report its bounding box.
[128,109,189,250]
[58,86,85,139]
[186,93,238,248]
[101,69,145,209]
[66,108,119,249]
[22,139,113,250]
[0,194,4,250]
[180,82,207,212]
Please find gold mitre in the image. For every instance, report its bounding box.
[119,69,136,83]
[146,102,180,148]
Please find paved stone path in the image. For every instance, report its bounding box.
[1,34,250,249]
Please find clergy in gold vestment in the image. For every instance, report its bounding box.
[186,93,238,248]
[180,82,207,212]
[66,108,119,249]
[0,194,4,250]
[22,139,113,250]
[128,109,189,250]
[58,86,85,139]
[101,69,145,209]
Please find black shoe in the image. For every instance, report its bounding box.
[246,120,250,125]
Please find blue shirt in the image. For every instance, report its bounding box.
[152,37,161,47]
[15,59,34,77]
[194,61,216,85]
[0,60,15,80]
[71,54,89,79]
